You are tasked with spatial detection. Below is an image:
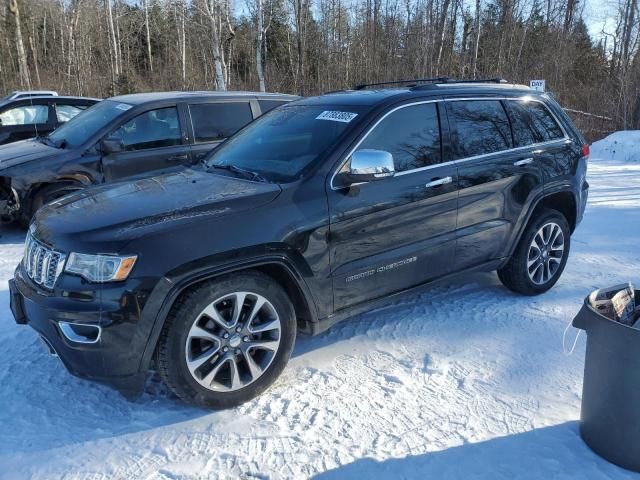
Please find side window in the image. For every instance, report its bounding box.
[0,105,49,126]
[258,100,287,114]
[504,100,540,146]
[526,102,565,141]
[447,100,513,159]
[189,102,253,143]
[55,104,88,123]
[356,102,442,172]
[111,107,181,152]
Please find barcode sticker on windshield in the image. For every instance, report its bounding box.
[316,111,358,123]
[116,103,132,111]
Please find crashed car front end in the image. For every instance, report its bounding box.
[0,176,20,222]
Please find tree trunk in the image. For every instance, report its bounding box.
[473,0,481,78]
[9,0,31,89]
[256,0,266,92]
[144,0,153,72]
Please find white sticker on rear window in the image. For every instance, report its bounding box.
[116,103,132,111]
[316,111,358,123]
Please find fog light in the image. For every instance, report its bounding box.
[58,322,101,344]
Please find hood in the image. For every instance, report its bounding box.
[33,168,282,248]
[0,139,62,169]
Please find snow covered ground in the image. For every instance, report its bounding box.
[1,132,640,479]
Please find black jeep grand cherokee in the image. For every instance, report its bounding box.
[10,79,589,408]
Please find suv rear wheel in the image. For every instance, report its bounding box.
[157,271,296,409]
[498,208,571,295]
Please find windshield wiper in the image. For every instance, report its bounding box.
[209,164,269,183]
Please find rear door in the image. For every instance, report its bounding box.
[187,100,255,164]
[327,100,459,310]
[448,98,545,270]
[0,100,53,144]
[505,99,572,186]
[101,105,188,181]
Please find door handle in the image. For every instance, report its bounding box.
[425,176,452,188]
[167,154,189,162]
[514,157,534,166]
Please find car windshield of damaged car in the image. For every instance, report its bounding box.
[46,100,132,149]
[205,105,364,183]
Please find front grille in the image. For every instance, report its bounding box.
[23,233,66,289]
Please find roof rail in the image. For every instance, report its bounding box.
[410,77,509,90]
[353,77,451,90]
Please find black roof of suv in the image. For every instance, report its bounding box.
[0,90,298,223]
[11,80,589,408]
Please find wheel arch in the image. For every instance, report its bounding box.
[537,190,577,233]
[138,256,319,375]
[501,188,578,267]
[23,174,93,217]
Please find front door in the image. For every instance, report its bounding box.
[101,106,189,181]
[327,101,459,311]
[447,98,545,271]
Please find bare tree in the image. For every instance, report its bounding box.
[9,0,31,89]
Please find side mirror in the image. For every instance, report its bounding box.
[100,137,124,154]
[336,149,395,186]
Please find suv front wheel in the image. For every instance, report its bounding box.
[498,208,571,295]
[157,271,296,409]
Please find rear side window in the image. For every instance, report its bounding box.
[55,104,89,123]
[503,100,539,147]
[189,102,253,143]
[258,100,288,114]
[447,100,512,158]
[357,102,442,172]
[526,102,564,141]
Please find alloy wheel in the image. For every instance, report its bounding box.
[527,222,565,285]
[185,291,281,392]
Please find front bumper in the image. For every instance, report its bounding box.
[9,267,156,397]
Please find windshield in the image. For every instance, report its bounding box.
[206,105,364,182]
[48,100,129,148]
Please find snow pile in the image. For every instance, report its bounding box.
[590,130,640,163]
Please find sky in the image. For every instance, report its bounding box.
[585,0,619,42]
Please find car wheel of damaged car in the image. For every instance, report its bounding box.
[156,271,296,409]
[26,183,82,223]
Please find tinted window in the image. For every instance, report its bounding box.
[0,105,48,126]
[356,102,441,172]
[49,100,131,148]
[258,100,287,114]
[111,107,181,151]
[189,102,252,143]
[504,100,539,147]
[55,104,88,123]
[207,105,363,182]
[527,102,564,141]
[448,100,513,158]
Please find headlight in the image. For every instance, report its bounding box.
[65,253,137,282]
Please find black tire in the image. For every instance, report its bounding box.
[22,183,82,226]
[497,208,571,296]
[156,271,296,409]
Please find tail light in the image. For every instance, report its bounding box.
[581,144,590,159]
